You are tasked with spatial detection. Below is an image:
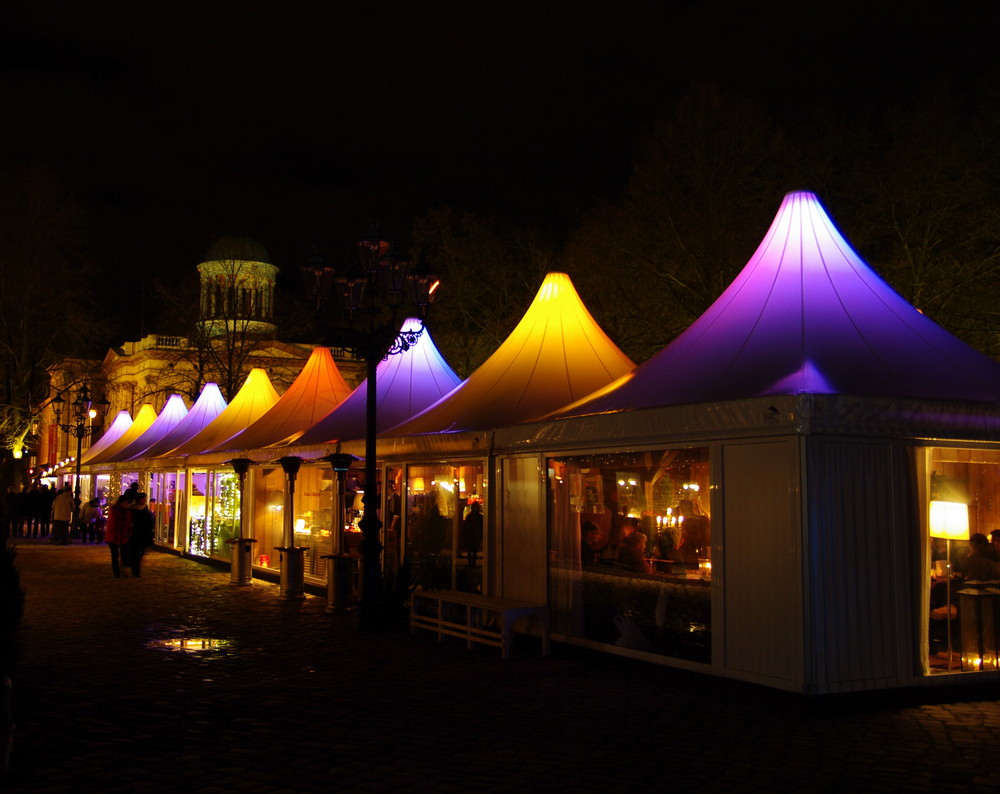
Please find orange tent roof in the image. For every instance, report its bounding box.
[208,346,353,452]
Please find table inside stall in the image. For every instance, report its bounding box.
[957,583,1000,671]
[410,589,550,659]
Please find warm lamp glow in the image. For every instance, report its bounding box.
[411,477,425,492]
[929,501,970,540]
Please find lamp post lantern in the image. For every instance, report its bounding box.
[306,234,438,629]
[51,383,109,536]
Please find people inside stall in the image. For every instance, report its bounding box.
[676,514,710,568]
[580,520,607,564]
[957,533,1000,581]
[461,502,483,566]
[617,529,653,574]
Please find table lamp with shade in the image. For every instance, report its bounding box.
[929,500,970,671]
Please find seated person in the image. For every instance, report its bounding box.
[616,530,652,574]
[959,533,1000,581]
[675,514,710,566]
[580,521,607,564]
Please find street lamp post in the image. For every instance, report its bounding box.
[307,234,438,629]
[51,384,109,537]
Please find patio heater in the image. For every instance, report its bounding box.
[275,455,306,600]
[321,453,360,613]
[225,457,257,586]
[929,500,969,672]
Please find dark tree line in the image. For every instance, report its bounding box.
[0,168,106,489]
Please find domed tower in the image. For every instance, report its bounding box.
[197,235,278,338]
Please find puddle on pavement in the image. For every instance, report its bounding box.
[147,637,233,652]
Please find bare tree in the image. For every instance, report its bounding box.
[0,168,104,480]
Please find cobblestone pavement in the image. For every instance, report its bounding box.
[4,539,1000,793]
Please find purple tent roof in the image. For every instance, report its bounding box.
[131,383,228,459]
[103,394,190,462]
[294,319,462,446]
[557,191,1000,417]
[80,410,133,465]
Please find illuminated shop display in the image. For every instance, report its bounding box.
[187,469,240,560]
[148,470,181,546]
[548,448,712,663]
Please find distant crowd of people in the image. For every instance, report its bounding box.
[2,480,154,577]
[1,483,102,545]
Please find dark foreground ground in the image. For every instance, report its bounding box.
[4,540,1000,793]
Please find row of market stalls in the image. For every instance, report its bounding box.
[78,191,1000,694]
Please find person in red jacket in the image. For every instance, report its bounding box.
[105,493,135,577]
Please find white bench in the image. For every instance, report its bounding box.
[410,589,550,659]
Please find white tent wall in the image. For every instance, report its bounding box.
[802,438,920,694]
[719,438,805,690]
[498,454,548,603]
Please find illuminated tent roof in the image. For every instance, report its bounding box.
[295,319,463,445]
[80,410,133,465]
[132,383,228,460]
[82,404,158,466]
[557,190,1000,417]
[387,273,634,434]
[208,346,352,452]
[104,394,189,462]
[166,369,279,456]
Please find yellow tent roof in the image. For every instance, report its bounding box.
[167,368,279,456]
[80,410,133,465]
[82,404,158,465]
[207,346,353,452]
[387,272,635,434]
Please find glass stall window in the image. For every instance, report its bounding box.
[926,448,1000,675]
[291,465,336,581]
[405,463,486,593]
[148,470,181,546]
[187,469,239,560]
[547,448,712,663]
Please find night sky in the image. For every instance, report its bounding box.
[2,1,998,313]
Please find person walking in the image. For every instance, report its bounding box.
[105,494,134,577]
[50,486,74,545]
[127,493,154,577]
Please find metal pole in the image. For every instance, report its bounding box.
[357,352,383,629]
[72,429,84,538]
